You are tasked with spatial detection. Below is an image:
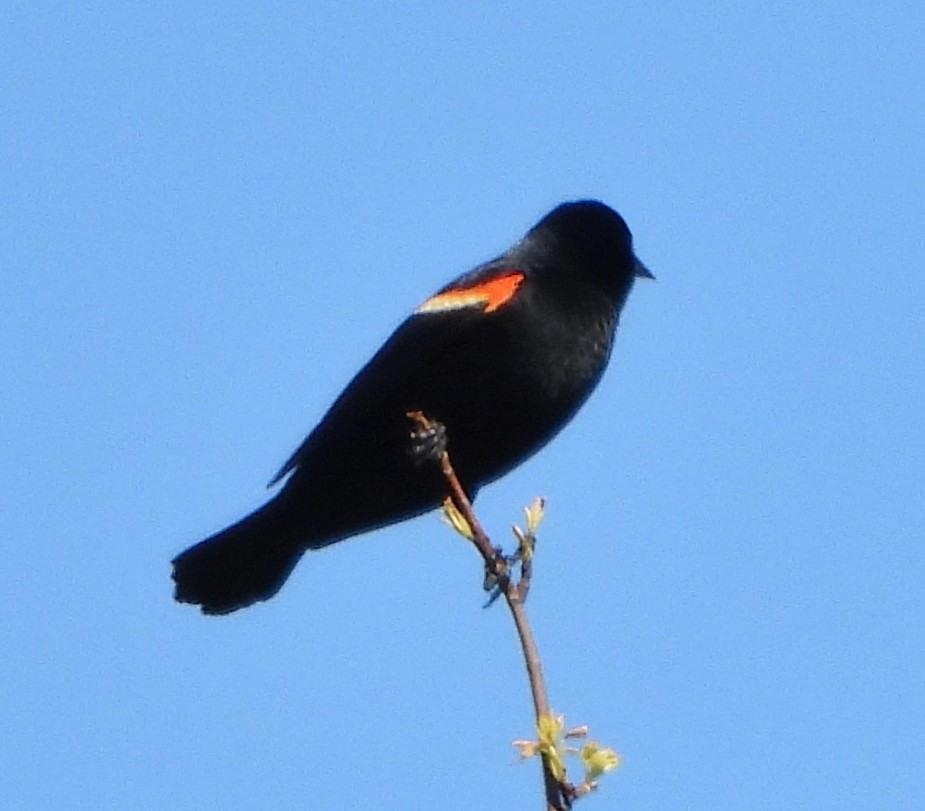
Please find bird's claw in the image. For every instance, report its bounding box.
[408,418,448,465]
[482,548,511,605]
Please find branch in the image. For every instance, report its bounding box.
[407,411,575,810]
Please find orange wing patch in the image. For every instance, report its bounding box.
[416,271,525,315]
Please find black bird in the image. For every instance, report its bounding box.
[172,200,652,614]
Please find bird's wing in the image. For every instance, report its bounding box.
[268,259,529,486]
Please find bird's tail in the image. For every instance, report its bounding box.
[172,497,306,615]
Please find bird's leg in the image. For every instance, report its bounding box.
[406,409,511,604]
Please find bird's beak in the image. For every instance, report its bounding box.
[634,258,655,280]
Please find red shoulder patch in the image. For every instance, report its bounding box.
[416,271,525,315]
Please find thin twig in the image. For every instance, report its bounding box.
[407,411,572,811]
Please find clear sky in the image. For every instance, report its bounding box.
[3,3,923,809]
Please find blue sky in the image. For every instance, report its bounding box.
[3,3,923,809]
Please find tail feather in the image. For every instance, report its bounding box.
[172,500,305,615]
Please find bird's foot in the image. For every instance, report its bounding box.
[407,413,448,465]
[482,547,512,606]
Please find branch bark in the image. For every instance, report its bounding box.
[407,411,572,811]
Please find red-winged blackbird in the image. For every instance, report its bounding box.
[172,200,652,614]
